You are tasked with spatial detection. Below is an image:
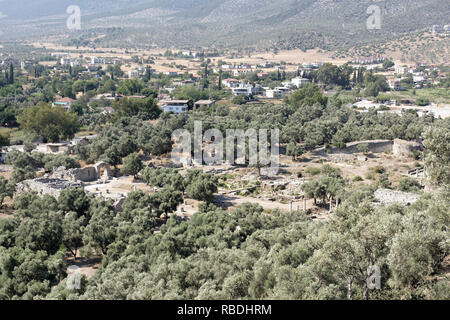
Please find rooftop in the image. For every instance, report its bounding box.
[55,97,76,103]
[195,100,215,105]
[161,100,189,104]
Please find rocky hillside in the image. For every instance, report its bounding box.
[0,0,448,50]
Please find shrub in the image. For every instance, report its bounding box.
[398,177,422,192]
[416,97,429,106]
[371,165,386,174]
[305,167,321,176]
[232,95,248,105]
[357,143,370,154]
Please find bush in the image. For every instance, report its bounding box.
[352,176,363,182]
[334,142,346,149]
[411,149,422,160]
[305,167,321,176]
[231,95,248,105]
[398,177,422,192]
[357,143,370,154]
[416,97,429,106]
[121,153,143,178]
[378,173,392,189]
[43,154,80,172]
[371,165,386,174]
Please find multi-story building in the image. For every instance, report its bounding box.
[160,100,190,114]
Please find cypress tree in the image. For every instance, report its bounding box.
[146,66,151,81]
[9,64,14,84]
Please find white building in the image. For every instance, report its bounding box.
[432,25,444,35]
[388,79,403,91]
[53,97,76,110]
[265,89,282,99]
[91,57,106,64]
[395,65,410,75]
[194,100,215,109]
[70,59,80,67]
[275,87,290,95]
[160,100,189,114]
[165,71,179,76]
[222,78,241,88]
[128,70,139,79]
[232,86,253,96]
[231,84,263,96]
[61,58,71,66]
[291,77,310,88]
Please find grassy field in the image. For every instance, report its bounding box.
[335,88,450,105]
[382,88,450,104]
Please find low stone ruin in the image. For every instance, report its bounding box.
[374,188,421,206]
[15,178,82,198]
[321,140,393,156]
[49,162,113,182]
[319,139,423,162]
[393,139,423,157]
[15,162,114,202]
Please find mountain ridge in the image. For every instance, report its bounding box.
[0,0,448,50]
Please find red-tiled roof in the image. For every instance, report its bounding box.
[56,97,76,103]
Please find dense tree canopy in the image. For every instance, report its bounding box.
[18,103,79,142]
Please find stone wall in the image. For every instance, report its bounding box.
[49,163,112,183]
[50,166,97,182]
[319,140,394,157]
[393,139,423,157]
[15,178,82,198]
[339,140,393,154]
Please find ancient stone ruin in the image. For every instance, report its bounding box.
[49,162,113,182]
[392,139,423,157]
[15,162,113,199]
[320,139,423,162]
[374,188,421,206]
[15,178,82,198]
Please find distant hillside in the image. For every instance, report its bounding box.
[0,0,448,51]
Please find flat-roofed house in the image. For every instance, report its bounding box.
[291,77,310,88]
[53,97,76,110]
[194,100,215,109]
[160,100,189,114]
[222,78,240,88]
[265,89,282,99]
